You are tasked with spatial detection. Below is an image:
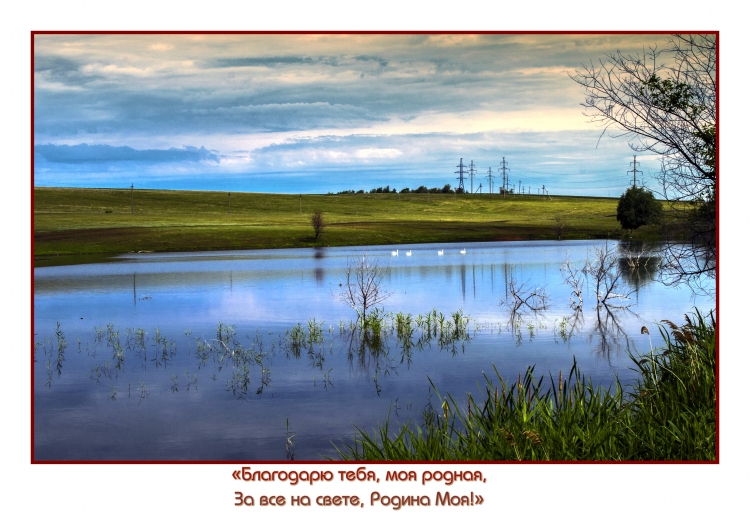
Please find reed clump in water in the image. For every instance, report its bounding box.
[335,309,715,461]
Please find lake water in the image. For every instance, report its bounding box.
[33,240,714,460]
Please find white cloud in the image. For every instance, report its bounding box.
[355,148,402,159]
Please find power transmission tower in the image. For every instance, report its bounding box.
[542,184,551,199]
[455,158,467,192]
[486,167,494,194]
[500,157,508,195]
[468,160,476,194]
[629,155,642,188]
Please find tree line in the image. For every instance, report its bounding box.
[331,184,465,195]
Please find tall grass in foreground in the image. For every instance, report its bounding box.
[335,309,715,461]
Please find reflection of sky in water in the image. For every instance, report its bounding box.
[34,241,715,460]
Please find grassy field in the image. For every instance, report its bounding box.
[34,186,658,260]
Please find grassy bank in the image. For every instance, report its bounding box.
[34,187,663,260]
[335,310,716,461]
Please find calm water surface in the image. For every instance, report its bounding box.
[33,240,714,460]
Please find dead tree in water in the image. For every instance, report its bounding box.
[584,243,633,307]
[560,256,584,308]
[338,253,392,324]
[500,273,549,316]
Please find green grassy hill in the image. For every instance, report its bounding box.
[34,187,648,260]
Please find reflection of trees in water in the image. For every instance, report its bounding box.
[588,305,641,366]
[313,248,326,284]
[617,241,661,291]
[341,308,473,395]
[553,307,584,344]
[314,268,324,284]
[344,324,396,397]
[500,273,549,314]
[498,267,553,345]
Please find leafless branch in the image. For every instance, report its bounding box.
[500,274,549,315]
[338,253,393,324]
[583,243,633,307]
[560,255,584,308]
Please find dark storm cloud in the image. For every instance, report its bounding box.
[34,143,219,164]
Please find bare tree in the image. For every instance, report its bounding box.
[570,34,716,291]
[583,243,633,307]
[339,253,393,324]
[560,256,584,308]
[500,273,549,315]
[311,210,325,240]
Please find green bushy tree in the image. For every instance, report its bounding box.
[616,186,663,230]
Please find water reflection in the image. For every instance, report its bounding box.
[314,247,326,284]
[617,242,661,291]
[39,306,478,399]
[34,240,714,460]
[589,305,639,365]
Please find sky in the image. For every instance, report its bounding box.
[34,33,678,196]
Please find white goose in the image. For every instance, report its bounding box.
[437,249,444,256]
[406,250,412,256]
[460,248,466,254]
[391,249,399,256]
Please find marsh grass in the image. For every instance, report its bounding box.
[55,322,67,377]
[334,309,715,461]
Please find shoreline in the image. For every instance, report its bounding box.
[33,187,665,265]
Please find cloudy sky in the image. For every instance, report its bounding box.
[34,33,674,196]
